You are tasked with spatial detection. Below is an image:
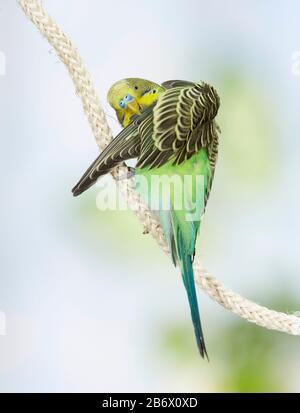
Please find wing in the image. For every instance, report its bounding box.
[72,121,140,197]
[72,106,157,196]
[136,81,220,169]
[161,79,196,89]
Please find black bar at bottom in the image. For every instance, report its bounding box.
[0,393,296,409]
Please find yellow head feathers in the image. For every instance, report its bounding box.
[107,78,165,127]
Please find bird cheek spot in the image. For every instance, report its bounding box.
[124,94,134,102]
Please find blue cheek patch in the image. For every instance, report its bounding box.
[119,94,134,109]
[124,94,134,102]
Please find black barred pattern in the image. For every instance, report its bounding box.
[72,80,220,197]
[136,81,220,169]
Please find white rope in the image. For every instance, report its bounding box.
[18,0,300,336]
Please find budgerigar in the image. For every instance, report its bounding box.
[72,78,220,358]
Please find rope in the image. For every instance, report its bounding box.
[18,0,300,336]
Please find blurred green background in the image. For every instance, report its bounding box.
[1,0,300,392]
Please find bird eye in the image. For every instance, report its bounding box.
[153,90,156,94]
[134,86,138,90]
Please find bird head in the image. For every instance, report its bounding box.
[107,78,165,127]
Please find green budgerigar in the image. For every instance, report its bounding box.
[72,78,220,358]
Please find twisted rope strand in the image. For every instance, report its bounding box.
[19,0,300,336]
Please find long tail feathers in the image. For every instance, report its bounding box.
[170,218,208,360]
[180,254,208,359]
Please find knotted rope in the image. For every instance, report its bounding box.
[18,0,300,336]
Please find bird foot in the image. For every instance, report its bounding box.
[143,225,150,234]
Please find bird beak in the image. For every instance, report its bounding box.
[126,99,141,115]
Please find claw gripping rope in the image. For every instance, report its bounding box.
[19,0,300,336]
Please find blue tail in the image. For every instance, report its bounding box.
[179,250,208,359]
[171,218,208,359]
[158,204,208,358]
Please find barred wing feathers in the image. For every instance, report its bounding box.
[136,81,220,169]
